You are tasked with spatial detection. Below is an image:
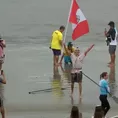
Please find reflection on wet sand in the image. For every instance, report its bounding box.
[51,65,64,99]
[60,65,82,105]
[108,65,117,96]
[60,64,72,86]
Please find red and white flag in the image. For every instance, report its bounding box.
[69,0,89,40]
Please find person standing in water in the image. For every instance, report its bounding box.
[99,72,110,117]
[64,44,94,99]
[50,26,65,66]
[60,42,75,84]
[0,70,6,118]
[104,21,117,65]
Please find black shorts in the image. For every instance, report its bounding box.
[109,45,116,55]
[71,71,82,83]
[52,49,61,56]
[0,98,3,107]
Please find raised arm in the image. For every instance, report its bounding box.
[63,44,71,56]
[85,44,94,56]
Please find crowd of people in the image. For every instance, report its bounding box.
[50,21,118,118]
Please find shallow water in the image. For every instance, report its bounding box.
[0,0,118,117]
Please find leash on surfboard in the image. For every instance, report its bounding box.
[82,72,118,104]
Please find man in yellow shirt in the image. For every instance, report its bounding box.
[50,26,65,66]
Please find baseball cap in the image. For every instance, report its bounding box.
[67,42,73,47]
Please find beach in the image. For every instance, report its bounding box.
[0,0,118,117]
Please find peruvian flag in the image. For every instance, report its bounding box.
[69,0,89,40]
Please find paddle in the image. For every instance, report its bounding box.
[29,87,71,94]
[82,72,118,104]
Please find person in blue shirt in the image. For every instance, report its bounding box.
[99,72,110,117]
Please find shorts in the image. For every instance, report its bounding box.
[64,63,72,71]
[0,98,3,107]
[71,71,82,83]
[109,45,116,55]
[52,49,61,56]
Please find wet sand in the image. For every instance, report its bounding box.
[0,0,118,117]
[3,43,118,118]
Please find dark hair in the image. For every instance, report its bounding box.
[94,106,104,118]
[60,26,65,30]
[100,72,107,79]
[108,21,115,28]
[71,106,79,118]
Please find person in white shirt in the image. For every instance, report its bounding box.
[64,44,94,99]
[105,21,117,65]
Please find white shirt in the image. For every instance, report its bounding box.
[71,53,85,73]
[110,27,118,45]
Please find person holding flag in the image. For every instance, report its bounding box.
[60,0,91,99]
[60,42,75,65]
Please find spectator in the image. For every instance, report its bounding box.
[70,106,82,118]
[92,105,104,118]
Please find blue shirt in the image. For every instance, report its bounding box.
[99,79,110,95]
[64,56,72,64]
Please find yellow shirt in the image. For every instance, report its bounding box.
[51,30,63,50]
[63,47,75,56]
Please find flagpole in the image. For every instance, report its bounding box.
[63,0,73,43]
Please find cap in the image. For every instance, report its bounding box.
[108,21,115,26]
[67,42,73,47]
